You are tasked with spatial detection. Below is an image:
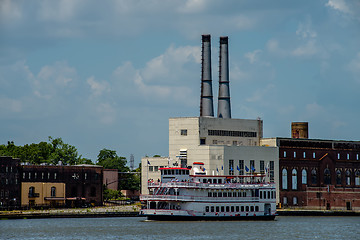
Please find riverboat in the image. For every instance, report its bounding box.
[140,162,277,220]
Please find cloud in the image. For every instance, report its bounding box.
[0,97,22,113]
[0,0,22,22]
[33,61,77,99]
[245,50,262,64]
[87,76,110,97]
[326,0,352,15]
[325,0,360,21]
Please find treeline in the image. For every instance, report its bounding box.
[0,137,140,191]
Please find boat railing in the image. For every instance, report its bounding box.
[140,194,262,202]
[148,181,275,189]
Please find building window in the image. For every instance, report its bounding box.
[338,153,340,160]
[283,197,288,205]
[346,170,351,185]
[347,153,350,160]
[260,161,265,174]
[357,154,359,160]
[180,129,187,136]
[336,170,342,185]
[313,152,316,159]
[292,169,297,190]
[54,173,57,180]
[293,197,298,205]
[229,160,234,175]
[154,166,159,172]
[270,161,274,182]
[283,151,287,158]
[250,160,255,173]
[282,169,288,190]
[149,166,153,171]
[51,187,56,197]
[302,169,307,184]
[293,151,296,158]
[311,169,317,185]
[85,173,87,180]
[29,186,35,196]
[324,168,331,185]
[238,160,244,176]
[42,172,44,179]
[303,152,306,158]
[355,171,360,186]
[200,138,206,145]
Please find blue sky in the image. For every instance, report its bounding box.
[1,0,360,166]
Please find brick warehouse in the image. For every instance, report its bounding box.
[21,163,103,208]
[0,156,21,209]
[262,137,360,211]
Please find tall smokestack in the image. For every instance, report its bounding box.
[217,36,231,118]
[200,34,214,117]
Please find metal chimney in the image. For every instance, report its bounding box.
[217,36,231,118]
[200,34,214,117]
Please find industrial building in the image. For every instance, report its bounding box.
[141,35,279,197]
[262,123,360,211]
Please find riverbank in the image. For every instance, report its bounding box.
[277,209,360,216]
[0,205,141,220]
[2,206,359,219]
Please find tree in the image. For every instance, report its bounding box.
[96,149,128,171]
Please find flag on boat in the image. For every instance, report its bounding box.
[221,165,223,170]
[237,166,240,171]
[217,167,219,172]
[251,166,256,172]
[203,167,206,171]
[230,166,233,171]
[245,166,249,172]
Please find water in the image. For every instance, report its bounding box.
[1,216,359,240]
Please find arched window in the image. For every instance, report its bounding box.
[292,169,297,190]
[311,169,317,185]
[324,168,331,185]
[355,171,360,186]
[29,186,35,195]
[51,186,56,197]
[346,170,351,185]
[336,170,342,185]
[282,169,288,190]
[302,169,307,184]
[293,196,298,205]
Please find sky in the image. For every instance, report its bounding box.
[1,0,360,166]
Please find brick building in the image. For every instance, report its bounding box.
[21,164,103,207]
[0,156,21,209]
[262,137,360,211]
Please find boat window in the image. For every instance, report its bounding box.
[221,206,224,212]
[226,206,230,212]
[238,192,241,197]
[264,191,267,199]
[175,169,179,175]
[218,179,222,184]
[213,179,217,184]
[236,206,239,212]
[268,191,271,199]
[255,189,259,197]
[186,170,189,175]
[251,206,254,212]
[243,192,246,197]
[216,206,219,212]
[213,192,217,197]
[241,206,244,212]
[231,206,234,212]
[223,192,227,197]
[203,179,207,183]
[255,206,259,212]
[208,192,212,197]
[260,191,262,199]
[205,206,209,212]
[171,170,175,175]
[233,192,236,197]
[211,206,214,212]
[218,192,222,197]
[246,206,249,212]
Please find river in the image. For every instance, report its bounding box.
[1,216,359,239]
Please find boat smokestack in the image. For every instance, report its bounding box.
[200,34,214,117]
[217,36,231,118]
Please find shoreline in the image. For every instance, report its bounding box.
[1,206,359,220]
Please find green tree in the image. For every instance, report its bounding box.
[96,149,128,171]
